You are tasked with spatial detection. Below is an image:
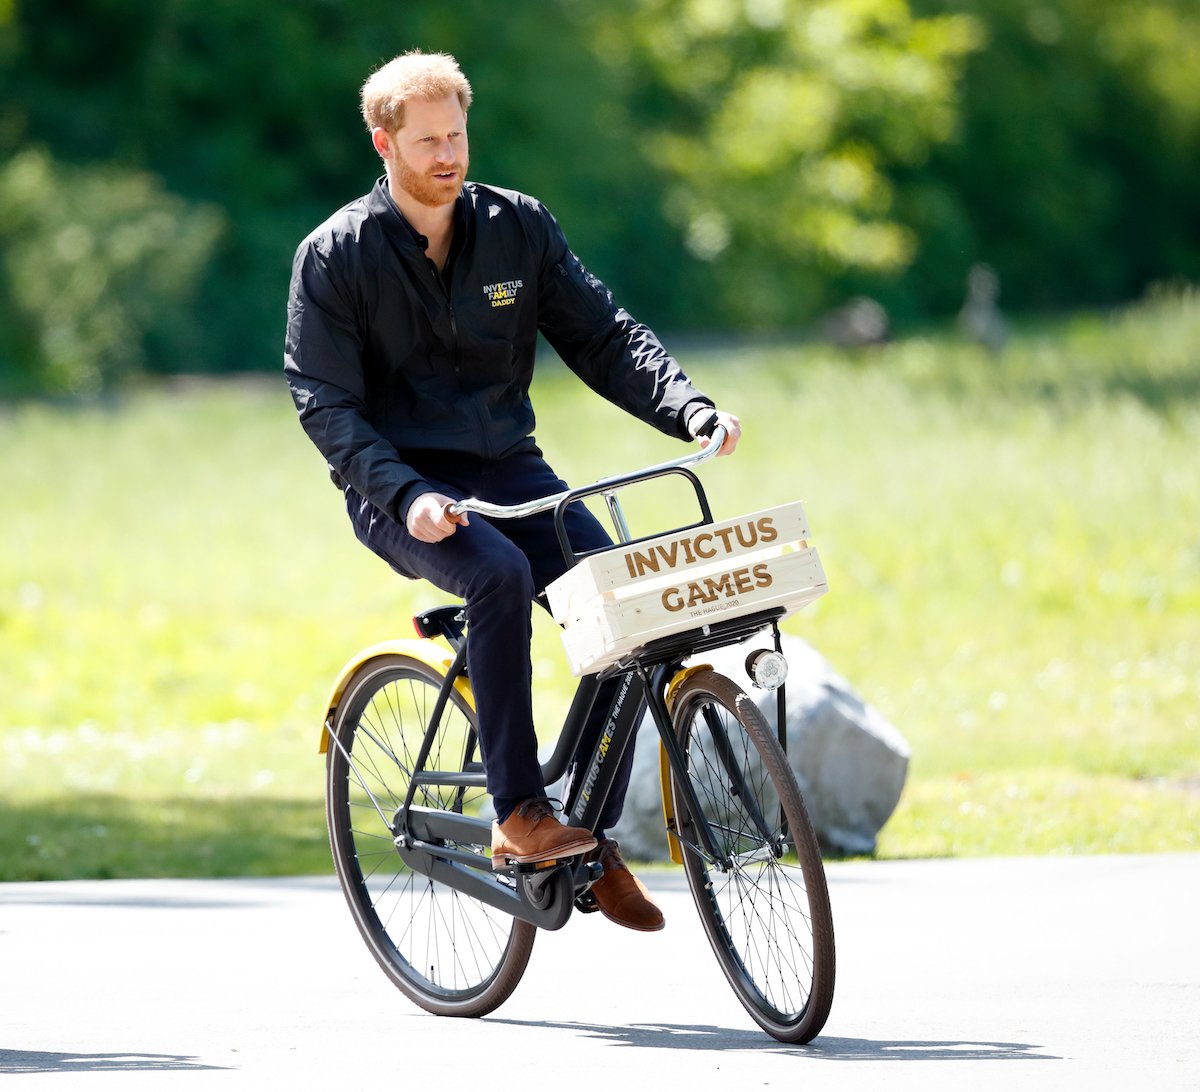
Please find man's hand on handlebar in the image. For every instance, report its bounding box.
[688,408,742,457]
[406,492,469,543]
[408,411,738,538]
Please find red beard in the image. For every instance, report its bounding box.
[395,152,467,208]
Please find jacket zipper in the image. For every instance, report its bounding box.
[429,258,495,459]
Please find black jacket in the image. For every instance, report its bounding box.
[284,178,713,522]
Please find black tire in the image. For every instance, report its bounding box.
[670,670,836,1043]
[325,654,535,1017]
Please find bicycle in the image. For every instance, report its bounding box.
[317,422,837,1044]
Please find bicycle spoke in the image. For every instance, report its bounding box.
[673,669,835,1042]
[327,655,535,1015]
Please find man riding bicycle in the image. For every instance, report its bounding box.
[284,50,739,932]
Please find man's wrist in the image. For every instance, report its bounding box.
[396,481,435,524]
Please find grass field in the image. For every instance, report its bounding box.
[2,289,1198,879]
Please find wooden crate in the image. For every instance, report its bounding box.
[546,501,827,675]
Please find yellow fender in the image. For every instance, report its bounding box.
[317,638,475,754]
[658,664,712,864]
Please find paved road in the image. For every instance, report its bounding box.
[2,854,1197,1090]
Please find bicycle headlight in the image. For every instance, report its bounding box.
[745,649,788,691]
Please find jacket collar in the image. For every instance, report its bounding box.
[368,176,472,253]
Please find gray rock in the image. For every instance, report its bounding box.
[610,634,910,859]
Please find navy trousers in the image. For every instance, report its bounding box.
[345,448,635,832]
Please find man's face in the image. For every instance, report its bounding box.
[382,94,469,209]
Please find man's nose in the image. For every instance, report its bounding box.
[433,140,455,163]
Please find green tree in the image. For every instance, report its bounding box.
[0,148,223,395]
[907,0,1200,313]
[599,0,982,326]
[3,0,1198,394]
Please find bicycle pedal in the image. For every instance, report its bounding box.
[513,858,561,874]
[492,855,561,874]
[574,890,600,914]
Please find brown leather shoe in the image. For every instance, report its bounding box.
[586,838,665,932]
[491,798,597,871]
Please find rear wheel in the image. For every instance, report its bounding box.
[325,654,535,1016]
[670,670,836,1043]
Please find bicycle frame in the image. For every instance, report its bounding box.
[366,604,788,931]
[325,423,795,929]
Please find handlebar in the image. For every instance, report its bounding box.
[447,424,728,522]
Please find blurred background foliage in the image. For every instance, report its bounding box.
[1,0,1198,395]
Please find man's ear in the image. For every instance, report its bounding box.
[371,127,392,160]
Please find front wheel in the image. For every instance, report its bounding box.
[325,653,535,1017]
[670,670,836,1043]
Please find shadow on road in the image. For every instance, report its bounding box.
[803,1037,1061,1061]
[485,1019,1060,1060]
[0,1049,230,1074]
